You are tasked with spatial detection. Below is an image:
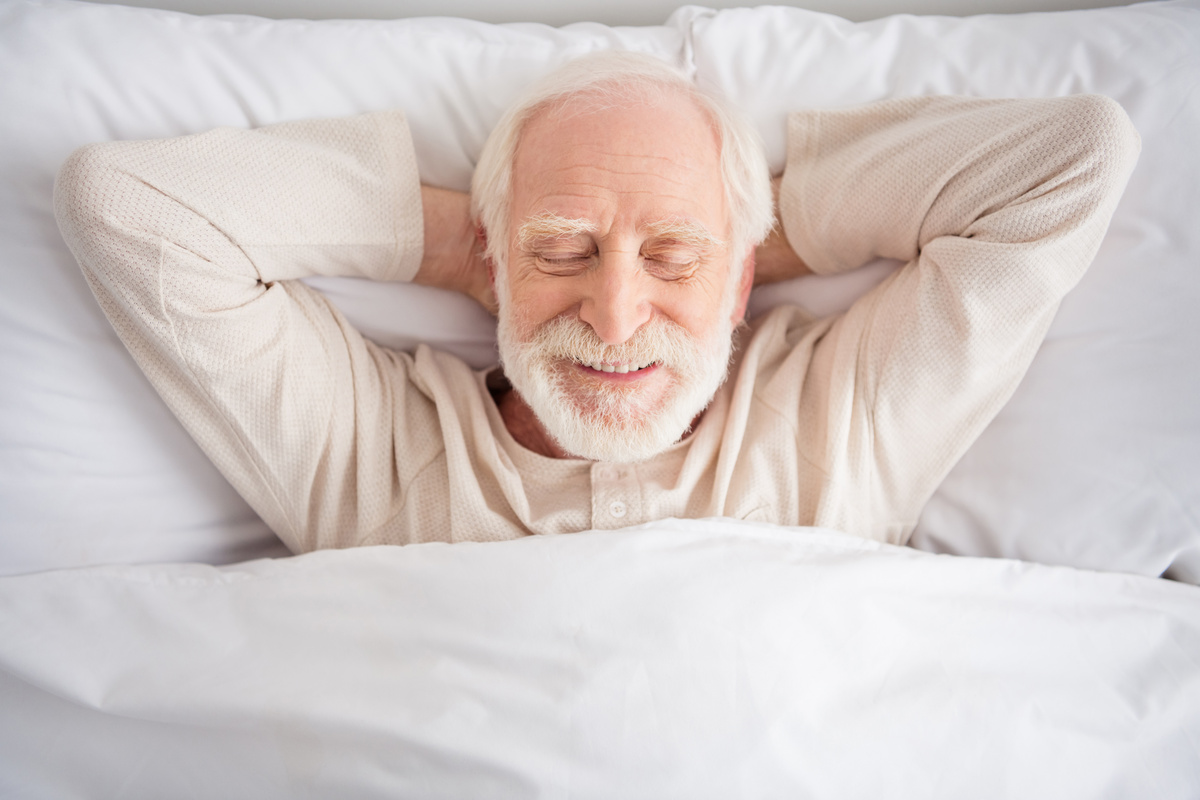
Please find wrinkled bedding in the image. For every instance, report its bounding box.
[2,518,1198,798]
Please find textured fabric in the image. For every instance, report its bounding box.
[53,98,1139,552]
[4,519,1200,799]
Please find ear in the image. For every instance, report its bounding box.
[476,223,496,290]
[731,245,756,325]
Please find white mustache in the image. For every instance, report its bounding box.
[522,314,707,376]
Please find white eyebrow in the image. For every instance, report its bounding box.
[639,218,724,251]
[514,213,724,251]
[515,213,597,248]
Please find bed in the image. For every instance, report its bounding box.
[1,0,1198,796]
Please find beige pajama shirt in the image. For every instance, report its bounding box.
[54,95,1139,553]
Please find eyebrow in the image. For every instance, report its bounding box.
[639,218,725,251]
[516,213,724,253]
[515,213,597,249]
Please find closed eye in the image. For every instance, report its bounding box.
[535,252,594,275]
[644,259,699,281]
[642,247,701,280]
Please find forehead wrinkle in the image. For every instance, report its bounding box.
[527,132,716,174]
[531,163,705,193]
[548,152,708,179]
[569,147,696,168]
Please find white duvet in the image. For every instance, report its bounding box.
[2,518,1198,798]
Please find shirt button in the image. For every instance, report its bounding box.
[609,500,627,519]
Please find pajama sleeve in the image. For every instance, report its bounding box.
[777,95,1140,541]
[53,111,436,552]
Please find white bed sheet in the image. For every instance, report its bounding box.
[2,518,1198,798]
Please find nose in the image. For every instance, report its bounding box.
[577,254,653,345]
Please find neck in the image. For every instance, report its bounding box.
[496,388,574,459]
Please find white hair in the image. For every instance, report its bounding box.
[470,51,774,276]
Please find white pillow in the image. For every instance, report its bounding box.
[683,1,1200,579]
[3,0,1198,581]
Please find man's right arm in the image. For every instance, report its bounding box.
[414,185,495,313]
[54,111,444,552]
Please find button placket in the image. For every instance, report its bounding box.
[591,462,637,529]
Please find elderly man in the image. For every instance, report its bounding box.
[54,53,1138,553]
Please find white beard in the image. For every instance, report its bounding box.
[497,309,736,463]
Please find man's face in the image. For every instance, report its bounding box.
[496,90,751,462]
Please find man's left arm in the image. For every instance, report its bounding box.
[774,95,1140,542]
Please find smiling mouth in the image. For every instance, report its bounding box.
[576,360,656,375]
